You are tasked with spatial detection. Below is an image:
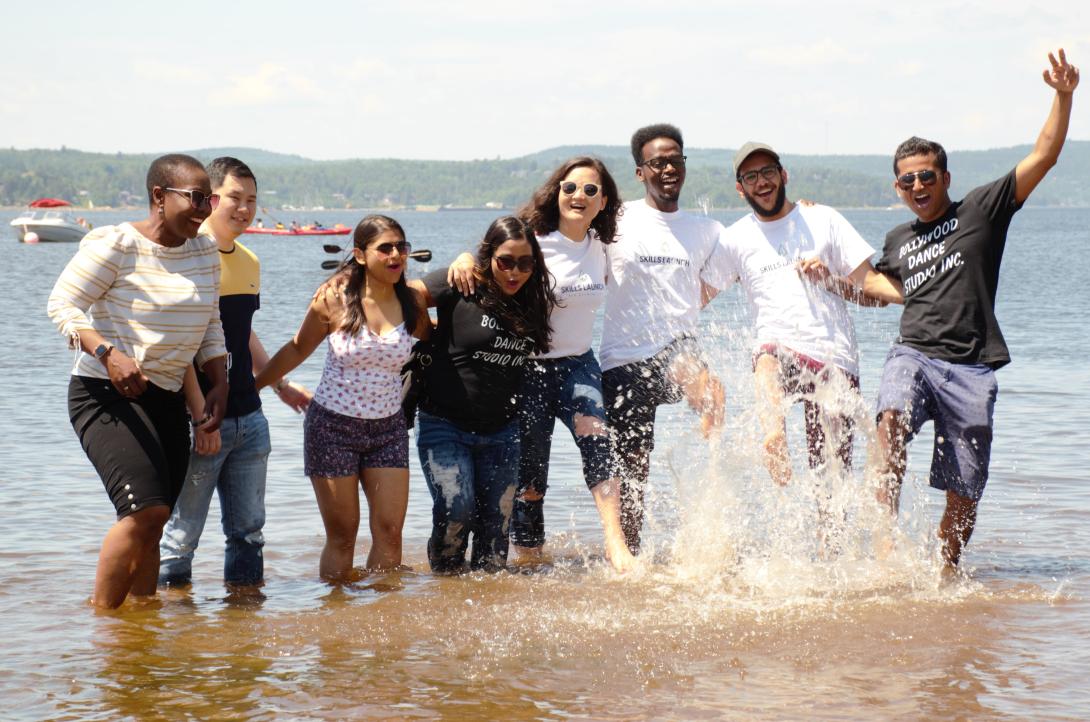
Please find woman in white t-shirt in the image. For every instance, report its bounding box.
[450,157,635,572]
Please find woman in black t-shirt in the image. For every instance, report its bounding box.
[408,217,556,572]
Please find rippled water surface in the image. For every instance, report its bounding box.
[2,207,1088,720]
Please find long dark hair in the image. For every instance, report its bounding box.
[474,216,555,353]
[520,156,623,244]
[334,214,419,336]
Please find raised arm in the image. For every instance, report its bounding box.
[1015,48,1079,204]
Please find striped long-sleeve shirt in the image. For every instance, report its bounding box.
[47,223,227,392]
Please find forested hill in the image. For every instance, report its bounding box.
[2,142,1087,209]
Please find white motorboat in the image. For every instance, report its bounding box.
[10,199,90,243]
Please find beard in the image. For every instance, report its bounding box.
[744,183,787,218]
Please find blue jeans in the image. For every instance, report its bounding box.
[512,351,612,548]
[159,408,271,585]
[416,411,520,573]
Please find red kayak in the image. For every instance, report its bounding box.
[245,226,350,236]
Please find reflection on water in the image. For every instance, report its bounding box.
[2,208,1089,719]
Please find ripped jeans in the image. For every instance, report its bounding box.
[512,351,613,548]
[416,412,520,573]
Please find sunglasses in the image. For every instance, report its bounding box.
[737,164,782,186]
[639,155,687,172]
[896,170,939,189]
[494,254,535,273]
[560,181,601,197]
[165,187,219,211]
[371,241,412,256]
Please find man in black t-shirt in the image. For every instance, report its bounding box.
[871,49,1079,569]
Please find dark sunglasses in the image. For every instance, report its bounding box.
[639,155,687,171]
[165,187,219,210]
[560,181,601,197]
[896,170,938,189]
[371,241,412,256]
[494,254,535,273]
[737,164,782,186]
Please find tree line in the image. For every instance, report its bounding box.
[2,142,1086,209]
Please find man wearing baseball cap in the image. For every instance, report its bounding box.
[709,142,901,501]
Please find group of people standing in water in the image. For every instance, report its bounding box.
[48,50,1078,608]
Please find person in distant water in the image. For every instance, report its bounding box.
[711,142,902,490]
[806,49,1079,569]
[275,221,284,230]
[290,220,301,232]
[410,217,554,573]
[256,215,427,580]
[313,220,325,229]
[448,158,637,571]
[158,157,312,590]
[48,153,228,609]
[601,124,727,554]
[255,218,264,229]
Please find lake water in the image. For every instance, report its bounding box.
[2,205,1088,720]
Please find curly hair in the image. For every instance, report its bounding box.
[630,123,684,165]
[519,156,623,244]
[473,216,556,353]
[333,214,420,337]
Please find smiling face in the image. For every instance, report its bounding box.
[354,229,408,285]
[158,164,213,244]
[490,237,534,296]
[558,165,607,238]
[735,151,789,220]
[636,137,686,211]
[894,152,951,223]
[208,173,257,240]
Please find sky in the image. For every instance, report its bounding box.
[3,1,1088,161]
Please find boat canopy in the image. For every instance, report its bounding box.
[28,198,72,208]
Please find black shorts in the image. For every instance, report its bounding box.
[68,376,191,519]
[602,336,703,464]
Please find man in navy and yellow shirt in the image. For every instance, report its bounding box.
[159,157,310,587]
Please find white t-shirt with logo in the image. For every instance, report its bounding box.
[536,229,608,359]
[599,200,729,371]
[713,204,876,375]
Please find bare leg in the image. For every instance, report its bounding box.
[671,355,725,438]
[875,410,908,512]
[939,490,978,569]
[754,355,791,486]
[572,412,636,572]
[93,505,171,609]
[361,467,409,570]
[310,474,361,581]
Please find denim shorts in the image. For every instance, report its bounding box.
[876,344,998,501]
[304,402,408,477]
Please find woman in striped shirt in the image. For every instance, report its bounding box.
[48,154,229,609]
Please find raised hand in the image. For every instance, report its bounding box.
[1044,48,1079,94]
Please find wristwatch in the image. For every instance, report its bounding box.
[93,343,113,360]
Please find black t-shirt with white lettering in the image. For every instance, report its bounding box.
[876,169,1022,368]
[419,268,534,433]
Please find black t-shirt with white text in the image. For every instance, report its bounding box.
[876,169,1022,368]
[419,268,534,433]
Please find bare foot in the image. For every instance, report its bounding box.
[605,536,637,573]
[763,431,792,486]
[511,545,545,566]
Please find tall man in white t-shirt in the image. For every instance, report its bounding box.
[712,142,903,488]
[600,123,728,553]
